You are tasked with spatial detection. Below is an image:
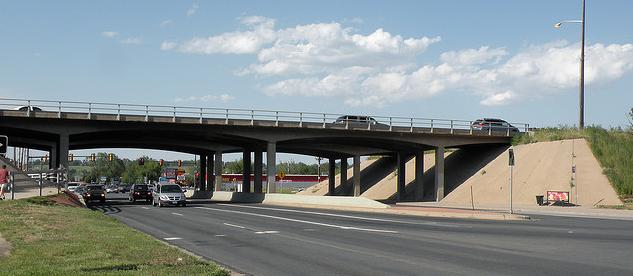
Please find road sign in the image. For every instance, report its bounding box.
[278,171,286,179]
[0,135,7,155]
[0,135,9,155]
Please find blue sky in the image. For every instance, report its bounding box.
[2,0,633,161]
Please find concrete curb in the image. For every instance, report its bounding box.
[203,191,390,209]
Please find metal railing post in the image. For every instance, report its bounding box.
[410,118,414,133]
[275,111,279,127]
[469,121,473,135]
[57,101,62,118]
[488,123,492,136]
[172,106,176,123]
[299,112,303,127]
[251,110,254,126]
[322,114,326,128]
[430,119,434,133]
[27,100,31,117]
[88,103,92,119]
[507,124,511,136]
[117,104,121,121]
[145,105,149,122]
[389,117,392,131]
[450,120,454,134]
[199,108,203,124]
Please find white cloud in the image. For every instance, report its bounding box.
[160,19,173,27]
[120,37,143,45]
[174,94,235,103]
[101,31,118,38]
[163,16,633,107]
[186,3,198,17]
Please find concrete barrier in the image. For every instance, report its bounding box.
[203,191,389,209]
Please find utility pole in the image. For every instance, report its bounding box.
[555,0,586,129]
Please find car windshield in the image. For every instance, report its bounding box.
[134,185,149,191]
[87,185,104,191]
[160,185,182,193]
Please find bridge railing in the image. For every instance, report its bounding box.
[0,98,530,136]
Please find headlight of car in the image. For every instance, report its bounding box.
[159,195,169,200]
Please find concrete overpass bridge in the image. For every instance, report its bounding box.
[0,98,528,201]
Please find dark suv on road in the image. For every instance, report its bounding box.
[83,185,106,203]
[471,118,520,133]
[129,184,152,203]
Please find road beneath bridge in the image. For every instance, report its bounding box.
[96,195,633,276]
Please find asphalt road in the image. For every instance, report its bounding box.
[95,195,633,276]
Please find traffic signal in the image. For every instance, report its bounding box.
[90,153,96,162]
[178,160,183,167]
[108,153,114,162]
[68,154,74,162]
[138,158,145,166]
[159,159,164,166]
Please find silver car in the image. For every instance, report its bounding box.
[152,184,187,207]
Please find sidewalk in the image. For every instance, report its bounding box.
[397,202,633,221]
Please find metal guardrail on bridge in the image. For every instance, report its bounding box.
[0,98,529,136]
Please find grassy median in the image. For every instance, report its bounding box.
[0,195,228,275]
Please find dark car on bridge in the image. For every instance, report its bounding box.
[471,118,520,133]
[82,184,106,203]
[129,184,152,202]
[333,115,388,129]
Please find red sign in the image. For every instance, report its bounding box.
[547,191,569,202]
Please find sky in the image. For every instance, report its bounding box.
[2,0,633,162]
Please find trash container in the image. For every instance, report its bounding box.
[536,195,544,206]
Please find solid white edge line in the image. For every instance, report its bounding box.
[172,212,184,216]
[223,222,246,229]
[197,207,398,234]
[164,237,182,240]
[216,203,464,228]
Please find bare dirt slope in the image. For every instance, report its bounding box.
[440,139,622,208]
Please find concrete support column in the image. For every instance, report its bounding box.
[266,142,276,193]
[415,151,424,201]
[340,158,348,194]
[397,152,406,201]
[207,154,214,191]
[49,147,57,170]
[328,158,336,196]
[214,152,223,191]
[242,151,252,193]
[435,146,445,201]
[353,155,361,197]
[58,134,69,170]
[199,154,207,191]
[254,150,263,193]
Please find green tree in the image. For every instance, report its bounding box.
[83,153,125,183]
[121,157,162,184]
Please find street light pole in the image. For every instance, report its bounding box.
[579,0,585,129]
[555,0,586,129]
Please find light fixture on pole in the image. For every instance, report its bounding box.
[554,0,586,129]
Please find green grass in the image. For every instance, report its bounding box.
[0,195,228,276]
[513,126,633,196]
